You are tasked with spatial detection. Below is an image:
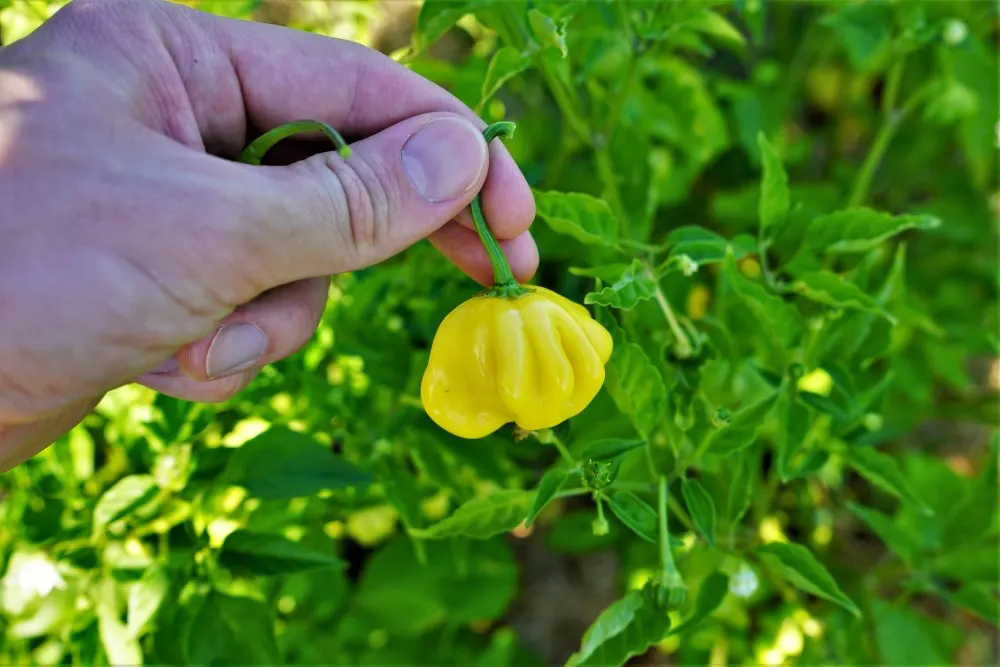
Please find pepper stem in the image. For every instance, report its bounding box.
[237,120,352,165]
[473,122,529,299]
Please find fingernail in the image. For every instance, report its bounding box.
[149,357,179,374]
[205,323,268,379]
[402,117,487,203]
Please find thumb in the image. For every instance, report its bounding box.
[240,112,490,285]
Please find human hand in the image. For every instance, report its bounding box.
[0,0,538,470]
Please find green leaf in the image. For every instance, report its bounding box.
[757,542,861,617]
[533,189,620,247]
[703,392,780,456]
[604,342,668,439]
[727,450,754,524]
[566,590,671,667]
[223,426,372,499]
[687,11,746,53]
[93,475,158,531]
[872,599,964,666]
[606,491,657,543]
[348,535,516,636]
[792,270,893,321]
[945,583,999,625]
[570,263,633,283]
[527,8,567,56]
[97,580,143,666]
[723,254,800,352]
[821,2,892,72]
[411,490,533,539]
[667,571,729,636]
[584,260,656,310]
[845,447,933,516]
[127,569,170,638]
[776,391,810,481]
[579,438,646,461]
[526,468,571,527]
[757,132,790,234]
[478,46,532,111]
[804,208,940,255]
[413,0,491,54]
[847,502,920,565]
[665,226,756,268]
[219,529,345,575]
[184,592,279,665]
[681,478,717,548]
[929,540,999,585]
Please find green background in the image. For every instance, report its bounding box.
[1,1,997,665]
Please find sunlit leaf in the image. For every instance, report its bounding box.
[681,478,717,547]
[723,254,800,352]
[667,571,729,636]
[223,426,372,499]
[585,260,656,310]
[604,342,668,439]
[757,542,861,617]
[845,446,933,516]
[665,226,757,268]
[411,490,534,539]
[804,208,940,255]
[847,502,919,565]
[127,569,170,639]
[413,0,493,54]
[93,475,158,531]
[533,189,620,247]
[97,579,143,666]
[526,468,571,526]
[478,46,532,111]
[703,392,780,456]
[792,270,892,320]
[219,530,345,575]
[184,592,279,664]
[757,132,790,234]
[566,589,671,667]
[607,491,657,543]
[579,438,646,461]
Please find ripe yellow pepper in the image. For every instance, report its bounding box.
[421,285,613,439]
[420,122,613,439]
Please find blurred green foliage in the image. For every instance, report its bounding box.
[1,1,997,665]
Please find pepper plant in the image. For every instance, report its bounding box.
[1,1,997,666]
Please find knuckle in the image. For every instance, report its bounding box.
[313,153,392,266]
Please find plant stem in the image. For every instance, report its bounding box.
[667,493,696,533]
[847,64,935,208]
[594,147,630,236]
[658,476,672,572]
[549,432,575,465]
[237,120,352,165]
[471,122,529,297]
[647,265,693,358]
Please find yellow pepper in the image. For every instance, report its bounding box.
[421,285,613,438]
[420,122,613,439]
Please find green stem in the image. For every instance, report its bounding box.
[847,77,935,208]
[658,475,685,608]
[647,264,693,359]
[472,122,529,298]
[549,432,575,465]
[595,148,630,236]
[237,120,352,165]
[667,493,695,533]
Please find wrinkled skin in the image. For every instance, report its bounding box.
[0,0,539,470]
